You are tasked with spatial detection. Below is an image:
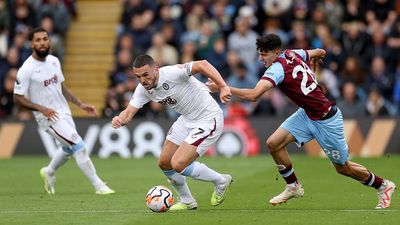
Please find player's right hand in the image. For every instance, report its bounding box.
[40,107,59,122]
[111,116,123,129]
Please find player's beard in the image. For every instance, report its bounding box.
[34,48,50,59]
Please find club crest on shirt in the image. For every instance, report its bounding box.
[162,83,169,90]
[52,61,57,67]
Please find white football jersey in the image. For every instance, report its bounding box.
[14,55,71,125]
[129,62,222,122]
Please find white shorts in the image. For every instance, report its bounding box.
[42,116,83,149]
[166,113,224,156]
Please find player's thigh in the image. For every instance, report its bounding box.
[280,108,313,147]
[186,115,224,156]
[267,127,296,150]
[158,140,179,169]
[171,142,199,171]
[45,117,82,147]
[313,109,348,165]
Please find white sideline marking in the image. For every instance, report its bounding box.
[0,209,399,214]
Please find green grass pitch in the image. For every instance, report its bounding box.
[0,155,398,225]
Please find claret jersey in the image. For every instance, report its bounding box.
[129,62,222,121]
[14,55,71,123]
[261,50,334,120]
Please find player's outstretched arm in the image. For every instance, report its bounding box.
[207,79,273,102]
[191,60,231,104]
[13,94,59,121]
[111,105,139,129]
[61,83,97,116]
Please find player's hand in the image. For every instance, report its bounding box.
[219,86,232,104]
[111,116,124,129]
[205,79,218,93]
[310,58,323,72]
[80,102,97,117]
[40,107,59,122]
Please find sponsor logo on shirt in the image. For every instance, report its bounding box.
[44,75,58,87]
[158,96,177,106]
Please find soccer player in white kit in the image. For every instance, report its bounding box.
[13,27,114,195]
[112,55,233,210]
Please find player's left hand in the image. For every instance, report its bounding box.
[80,103,97,117]
[219,86,232,104]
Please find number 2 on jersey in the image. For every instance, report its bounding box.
[292,61,318,95]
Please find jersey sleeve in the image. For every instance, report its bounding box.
[55,56,65,82]
[129,85,150,109]
[163,62,193,83]
[260,63,284,87]
[13,66,31,96]
[292,49,309,62]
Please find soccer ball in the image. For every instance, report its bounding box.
[145,185,174,212]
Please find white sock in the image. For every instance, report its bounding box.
[73,149,103,188]
[163,170,195,204]
[46,148,70,175]
[182,162,225,186]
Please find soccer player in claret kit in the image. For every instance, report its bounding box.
[208,33,396,209]
[13,27,114,195]
[112,55,233,211]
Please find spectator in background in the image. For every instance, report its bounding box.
[12,29,31,62]
[365,87,391,117]
[365,0,397,33]
[364,22,391,68]
[179,40,198,64]
[146,32,178,66]
[37,0,70,37]
[336,81,365,118]
[205,36,228,78]
[0,68,17,118]
[387,18,400,69]
[0,46,20,87]
[340,21,369,60]
[228,16,258,75]
[365,56,393,100]
[195,19,219,59]
[0,0,9,59]
[339,56,365,86]
[40,15,65,61]
[128,13,153,51]
[10,0,36,40]
[115,33,143,60]
[315,0,344,35]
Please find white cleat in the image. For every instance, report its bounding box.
[95,183,115,195]
[40,167,55,194]
[269,183,304,206]
[375,180,396,209]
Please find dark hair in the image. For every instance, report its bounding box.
[28,27,49,41]
[256,34,282,52]
[132,55,155,68]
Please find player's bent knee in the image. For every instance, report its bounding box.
[266,138,281,152]
[171,160,186,173]
[158,158,172,170]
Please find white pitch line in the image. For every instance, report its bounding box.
[0,209,399,214]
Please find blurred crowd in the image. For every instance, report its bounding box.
[1,0,400,120]
[0,0,75,119]
[105,0,400,120]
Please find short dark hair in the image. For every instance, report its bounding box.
[132,55,155,68]
[256,34,282,52]
[28,27,49,41]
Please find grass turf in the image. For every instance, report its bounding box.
[0,155,398,225]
